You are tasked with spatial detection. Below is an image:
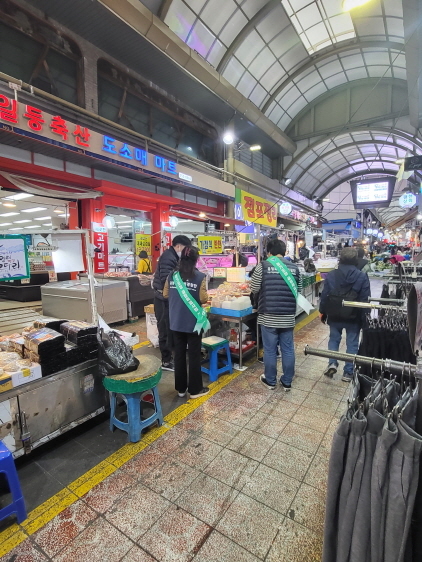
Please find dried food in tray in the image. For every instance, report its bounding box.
[33,316,69,332]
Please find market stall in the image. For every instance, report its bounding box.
[0,229,117,457]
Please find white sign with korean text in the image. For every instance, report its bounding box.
[0,237,29,280]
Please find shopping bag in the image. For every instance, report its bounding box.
[146,312,159,348]
[98,328,139,376]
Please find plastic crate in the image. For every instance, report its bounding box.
[209,306,253,317]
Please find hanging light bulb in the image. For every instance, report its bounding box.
[102,215,116,229]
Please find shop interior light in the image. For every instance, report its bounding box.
[3,202,16,208]
[43,223,52,226]
[284,178,292,186]
[343,0,372,11]
[0,223,12,226]
[3,193,34,200]
[249,145,261,151]
[169,216,179,228]
[115,220,133,224]
[0,212,19,217]
[13,220,31,224]
[417,214,422,220]
[54,208,64,213]
[224,223,230,227]
[102,215,116,229]
[8,227,21,231]
[22,207,47,213]
[223,132,234,145]
[24,225,40,228]
[199,212,206,218]
[34,216,52,220]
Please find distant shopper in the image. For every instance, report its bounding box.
[232,251,248,267]
[251,239,302,391]
[152,235,191,371]
[356,248,369,271]
[137,250,152,274]
[320,248,371,382]
[163,246,210,399]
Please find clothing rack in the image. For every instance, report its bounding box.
[304,345,422,561]
[342,300,405,312]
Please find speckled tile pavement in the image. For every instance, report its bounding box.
[4,317,352,562]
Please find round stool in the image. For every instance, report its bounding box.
[103,355,163,442]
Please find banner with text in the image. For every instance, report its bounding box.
[135,234,152,256]
[197,236,223,254]
[238,190,277,228]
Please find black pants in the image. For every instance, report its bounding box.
[154,296,172,364]
[172,330,204,395]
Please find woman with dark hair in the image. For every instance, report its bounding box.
[137,250,152,274]
[163,246,210,399]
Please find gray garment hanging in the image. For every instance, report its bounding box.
[349,407,385,562]
[336,410,367,562]
[383,419,422,562]
[322,414,352,562]
[370,418,398,562]
[401,384,419,430]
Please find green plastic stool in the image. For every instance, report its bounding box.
[103,367,163,442]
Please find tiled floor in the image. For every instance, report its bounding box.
[2,317,352,561]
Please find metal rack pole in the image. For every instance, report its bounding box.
[368,297,405,304]
[304,345,421,376]
[342,300,404,311]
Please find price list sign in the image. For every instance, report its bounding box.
[0,236,30,280]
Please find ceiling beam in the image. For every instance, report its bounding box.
[217,0,280,74]
[285,126,422,174]
[289,140,411,190]
[402,0,422,128]
[261,40,405,114]
[158,0,173,20]
[311,165,398,198]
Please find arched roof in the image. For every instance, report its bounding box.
[162,0,421,209]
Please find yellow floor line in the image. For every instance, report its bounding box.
[294,309,319,332]
[0,317,317,556]
[132,340,150,350]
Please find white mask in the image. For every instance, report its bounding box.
[176,250,182,258]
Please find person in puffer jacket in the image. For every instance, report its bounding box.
[152,235,191,371]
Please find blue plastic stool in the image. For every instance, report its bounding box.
[103,369,163,443]
[0,440,27,524]
[201,336,233,382]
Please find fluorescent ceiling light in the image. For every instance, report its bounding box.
[21,207,47,213]
[249,145,261,151]
[116,220,133,224]
[3,202,16,208]
[9,227,21,231]
[13,220,31,224]
[54,208,64,213]
[0,212,19,217]
[24,225,41,228]
[43,223,52,226]
[57,214,67,217]
[3,193,34,200]
[343,0,372,11]
[34,216,52,220]
[0,223,12,226]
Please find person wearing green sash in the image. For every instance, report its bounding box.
[163,246,210,399]
[251,239,302,391]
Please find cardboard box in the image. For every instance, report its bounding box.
[6,363,42,389]
[144,304,155,314]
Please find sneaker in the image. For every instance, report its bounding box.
[190,387,210,399]
[260,374,276,390]
[280,380,291,392]
[162,361,174,371]
[257,357,264,364]
[323,366,337,378]
[177,389,187,397]
[342,374,353,383]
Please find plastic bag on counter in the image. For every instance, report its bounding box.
[60,321,98,345]
[98,329,139,376]
[0,352,21,366]
[24,328,65,354]
[146,312,159,348]
[0,334,21,351]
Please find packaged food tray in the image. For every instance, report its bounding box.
[209,306,253,317]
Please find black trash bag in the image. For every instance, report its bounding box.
[98,329,139,377]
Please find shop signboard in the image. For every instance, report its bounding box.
[305,230,314,248]
[92,222,108,274]
[238,190,277,228]
[399,193,417,209]
[198,236,223,254]
[234,203,254,233]
[226,267,246,283]
[279,202,292,216]
[0,236,30,280]
[0,93,234,199]
[135,234,151,256]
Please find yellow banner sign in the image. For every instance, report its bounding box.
[135,234,151,255]
[239,190,277,227]
[197,236,223,254]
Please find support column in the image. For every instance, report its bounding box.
[151,204,169,271]
[80,198,108,273]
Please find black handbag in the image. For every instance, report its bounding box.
[98,329,139,377]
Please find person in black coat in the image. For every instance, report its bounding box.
[152,235,191,370]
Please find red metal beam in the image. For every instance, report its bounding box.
[99,181,179,205]
[102,194,156,211]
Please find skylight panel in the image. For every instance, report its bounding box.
[282,0,356,54]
